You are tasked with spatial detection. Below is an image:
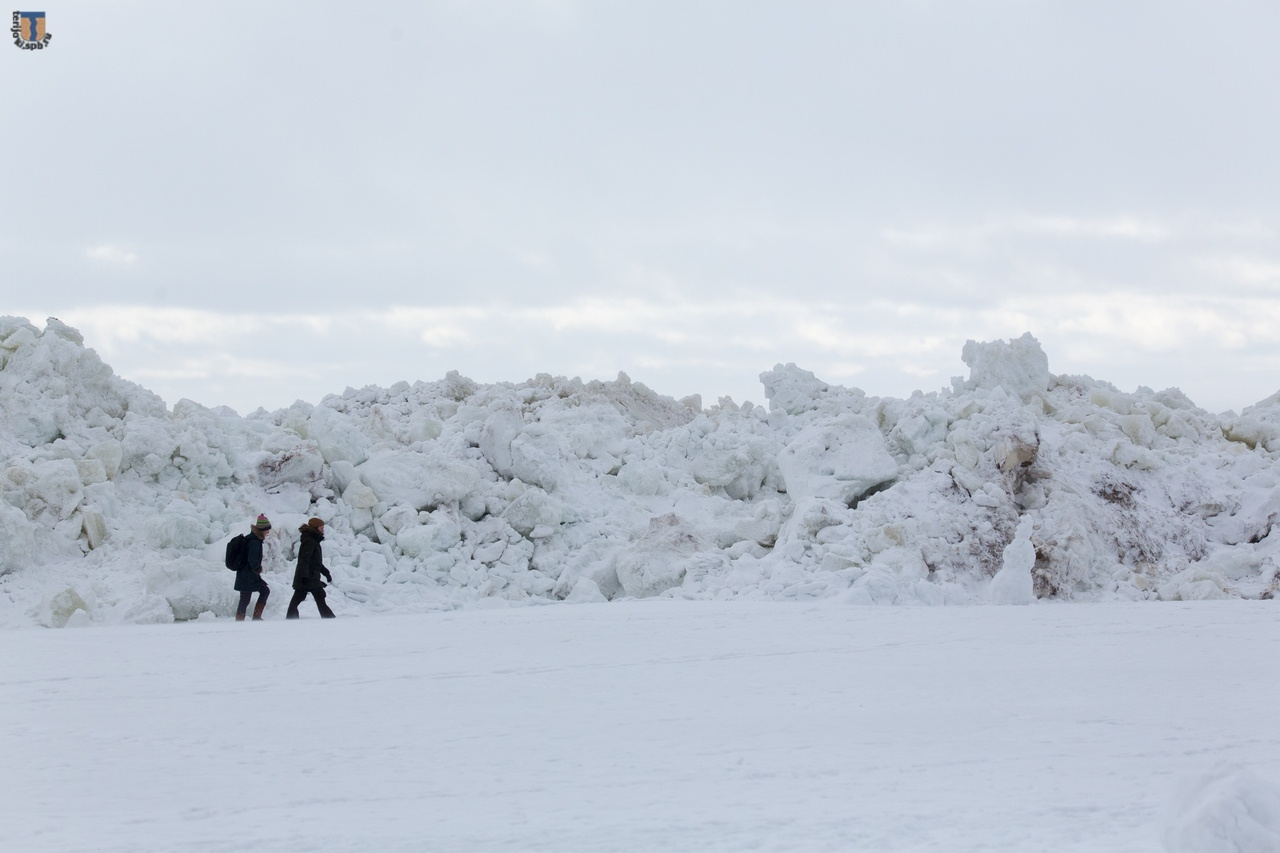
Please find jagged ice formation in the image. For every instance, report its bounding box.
[3,316,1279,627]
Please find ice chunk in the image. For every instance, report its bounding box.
[379,504,418,536]
[357,550,392,581]
[121,418,178,475]
[565,576,608,603]
[143,514,210,549]
[615,513,708,598]
[396,514,462,559]
[81,508,109,549]
[45,316,84,345]
[689,432,776,500]
[479,405,522,477]
[502,487,563,537]
[1223,415,1280,451]
[0,502,36,575]
[777,414,897,506]
[40,586,91,628]
[76,458,108,486]
[958,332,1050,400]
[328,459,357,494]
[64,609,92,628]
[1158,568,1232,601]
[255,445,325,491]
[342,479,378,510]
[406,411,443,442]
[0,315,40,348]
[28,459,84,519]
[617,460,666,496]
[359,449,481,510]
[145,557,236,620]
[111,595,176,625]
[307,406,370,466]
[760,363,831,415]
[888,407,950,459]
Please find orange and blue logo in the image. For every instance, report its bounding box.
[11,11,52,50]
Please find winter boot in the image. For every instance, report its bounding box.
[252,599,267,620]
[235,611,246,622]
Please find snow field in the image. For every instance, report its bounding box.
[2,600,1278,852]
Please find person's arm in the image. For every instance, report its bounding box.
[246,536,264,573]
[315,544,332,584]
[296,538,315,582]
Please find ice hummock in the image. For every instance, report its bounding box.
[3,315,1280,626]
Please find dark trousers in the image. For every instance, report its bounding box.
[286,588,335,619]
[236,583,269,620]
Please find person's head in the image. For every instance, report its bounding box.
[306,517,325,536]
[251,514,272,539]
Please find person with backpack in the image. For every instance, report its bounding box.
[231,514,272,621]
[287,517,335,619]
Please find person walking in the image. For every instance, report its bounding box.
[235,514,272,621]
[287,517,335,619]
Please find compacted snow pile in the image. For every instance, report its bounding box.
[3,315,1280,626]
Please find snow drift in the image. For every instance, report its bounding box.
[3,317,1279,627]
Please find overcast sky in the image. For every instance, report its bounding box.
[6,1,1280,414]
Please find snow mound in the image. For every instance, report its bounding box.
[990,517,1035,605]
[1163,765,1280,853]
[4,320,1280,627]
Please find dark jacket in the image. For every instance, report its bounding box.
[293,526,332,592]
[233,532,267,593]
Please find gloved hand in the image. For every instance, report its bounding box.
[322,569,333,582]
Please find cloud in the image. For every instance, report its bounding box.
[85,245,138,264]
[18,285,1280,415]
[132,353,311,382]
[991,292,1269,352]
[880,214,1171,253]
[359,307,491,347]
[440,0,580,31]
[1019,216,1170,242]
[51,291,1280,367]
[53,307,336,355]
[1195,255,1280,290]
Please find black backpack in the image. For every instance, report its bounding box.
[225,533,249,571]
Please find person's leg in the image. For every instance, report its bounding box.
[252,581,270,620]
[235,590,253,621]
[313,588,336,618]
[286,589,307,619]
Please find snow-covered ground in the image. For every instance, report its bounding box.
[3,600,1279,852]
[3,316,1280,626]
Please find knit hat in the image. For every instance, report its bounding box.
[306,517,325,531]
[253,514,272,530]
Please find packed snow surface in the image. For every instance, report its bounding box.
[3,601,1278,852]
[3,316,1280,626]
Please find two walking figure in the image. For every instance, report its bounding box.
[234,515,336,620]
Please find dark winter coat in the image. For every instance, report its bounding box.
[233,532,267,593]
[293,526,331,592]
